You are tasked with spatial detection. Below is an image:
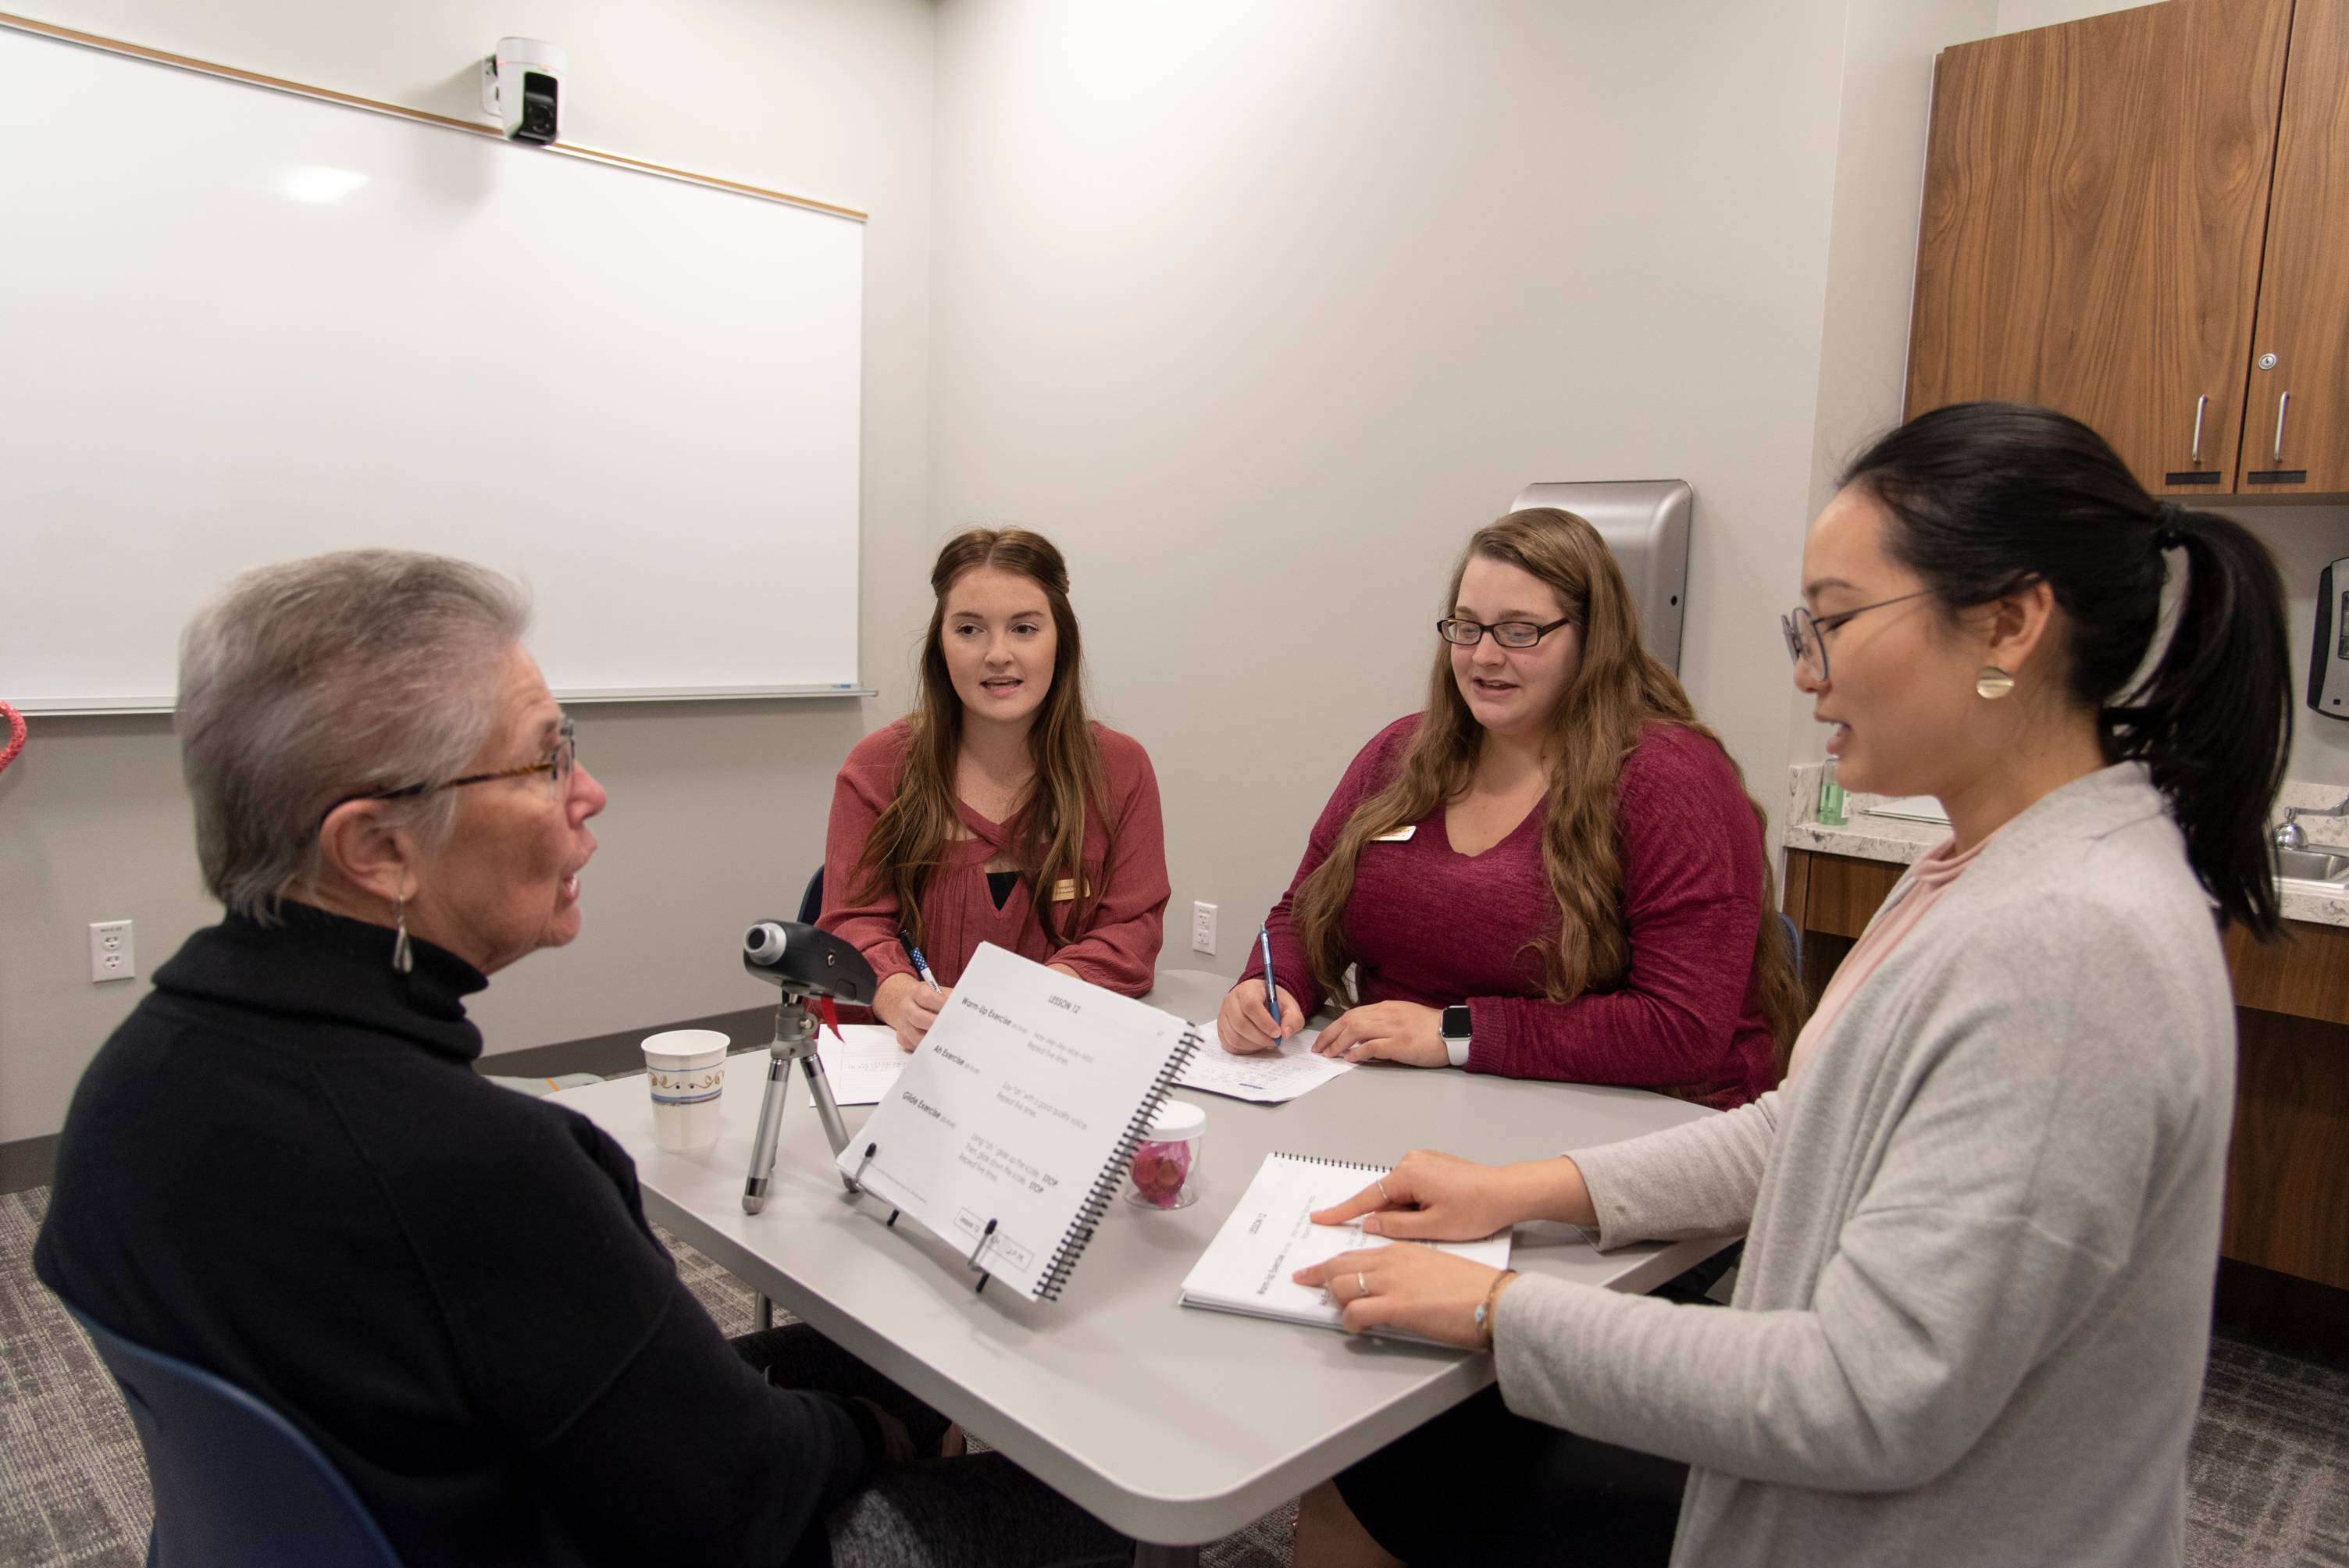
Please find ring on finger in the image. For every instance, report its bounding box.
[1356,1271,1371,1299]
[1375,1178,1392,1203]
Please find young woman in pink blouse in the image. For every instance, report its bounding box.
[822,527,1170,1049]
[1216,508,1799,1107]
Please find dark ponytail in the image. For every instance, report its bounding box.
[1842,401,2291,936]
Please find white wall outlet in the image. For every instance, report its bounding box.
[89,919,135,983]
[1191,901,1217,957]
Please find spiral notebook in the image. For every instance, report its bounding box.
[836,942,1202,1302]
[1179,1152,1513,1331]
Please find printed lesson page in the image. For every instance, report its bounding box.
[838,943,1192,1301]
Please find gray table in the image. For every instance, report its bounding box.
[553,968,1726,1563]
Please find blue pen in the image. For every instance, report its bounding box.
[900,928,943,994]
[1258,926,1282,1039]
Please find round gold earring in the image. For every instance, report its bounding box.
[1976,665,2015,700]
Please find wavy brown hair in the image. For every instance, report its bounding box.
[851,527,1110,950]
[1289,508,1805,1074]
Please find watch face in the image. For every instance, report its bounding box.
[1442,1004,1472,1039]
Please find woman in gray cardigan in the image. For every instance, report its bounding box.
[1289,401,2292,1568]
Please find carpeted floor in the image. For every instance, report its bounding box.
[3,1183,2341,1566]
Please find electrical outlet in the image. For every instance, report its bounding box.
[89,919,135,983]
[1191,901,1217,957]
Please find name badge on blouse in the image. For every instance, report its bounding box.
[1370,825,1417,843]
[1050,878,1092,902]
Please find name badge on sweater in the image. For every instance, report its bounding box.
[1050,878,1092,902]
[1370,825,1417,843]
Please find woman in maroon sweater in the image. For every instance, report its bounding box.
[823,527,1170,1048]
[1217,508,1798,1108]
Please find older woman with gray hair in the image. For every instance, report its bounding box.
[35,551,1127,1568]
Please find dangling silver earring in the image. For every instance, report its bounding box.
[391,894,413,974]
[1976,665,2015,700]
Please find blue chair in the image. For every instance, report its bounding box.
[797,866,824,925]
[62,1302,404,1568]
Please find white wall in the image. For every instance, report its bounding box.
[1788,0,2001,764]
[1996,0,2156,30]
[927,0,1867,977]
[16,0,2328,1146]
[0,0,939,1143]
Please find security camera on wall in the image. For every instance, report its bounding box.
[480,37,564,144]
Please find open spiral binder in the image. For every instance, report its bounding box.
[1033,1025,1202,1300]
[829,943,1207,1303]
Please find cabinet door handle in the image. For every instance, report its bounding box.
[2275,391,2292,464]
[2190,394,2208,463]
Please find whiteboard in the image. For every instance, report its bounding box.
[0,23,865,712]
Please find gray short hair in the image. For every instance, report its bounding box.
[177,551,532,919]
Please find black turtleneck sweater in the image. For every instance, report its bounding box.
[34,903,874,1568]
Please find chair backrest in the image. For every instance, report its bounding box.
[797,865,825,926]
[62,1302,405,1568]
[1778,909,1802,970]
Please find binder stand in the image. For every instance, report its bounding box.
[732,919,1002,1302]
[847,1139,1002,1295]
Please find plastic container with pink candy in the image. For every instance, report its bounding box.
[1121,1099,1207,1210]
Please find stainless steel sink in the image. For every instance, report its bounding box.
[2273,846,2349,882]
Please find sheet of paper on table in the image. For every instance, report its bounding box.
[814,1024,907,1107]
[1176,1021,1352,1103]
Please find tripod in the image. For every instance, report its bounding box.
[742,989,857,1215]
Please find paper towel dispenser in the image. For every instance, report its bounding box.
[2310,555,2349,722]
[1510,479,1692,674]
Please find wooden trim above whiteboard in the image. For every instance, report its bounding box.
[0,11,867,221]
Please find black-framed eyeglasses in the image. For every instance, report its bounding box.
[323,716,577,825]
[1437,615,1575,649]
[1780,591,1931,682]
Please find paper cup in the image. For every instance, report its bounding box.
[643,1029,729,1152]
[1123,1099,1207,1210]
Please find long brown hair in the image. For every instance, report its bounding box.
[852,527,1110,950]
[1290,508,1805,1073]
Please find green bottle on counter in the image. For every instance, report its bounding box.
[1817,756,1847,826]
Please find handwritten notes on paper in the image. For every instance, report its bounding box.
[814,1024,907,1107]
[1175,1021,1352,1104]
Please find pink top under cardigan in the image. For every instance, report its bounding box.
[1784,825,1998,1079]
[1239,715,1777,1108]
[818,718,1171,1000]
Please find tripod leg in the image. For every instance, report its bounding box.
[740,1050,794,1215]
[799,1053,854,1167]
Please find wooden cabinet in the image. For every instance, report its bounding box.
[1786,847,2349,1298]
[2243,0,2349,494]
[1906,0,2318,498]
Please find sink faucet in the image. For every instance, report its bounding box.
[2274,795,2349,850]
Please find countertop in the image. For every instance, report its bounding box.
[1781,764,2349,930]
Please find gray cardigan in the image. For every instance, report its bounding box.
[1497,764,2233,1568]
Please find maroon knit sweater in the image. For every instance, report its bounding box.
[1240,715,1776,1108]
[820,719,1170,998]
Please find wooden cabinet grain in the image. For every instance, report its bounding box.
[2241,0,2349,495]
[1905,0,2304,497]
